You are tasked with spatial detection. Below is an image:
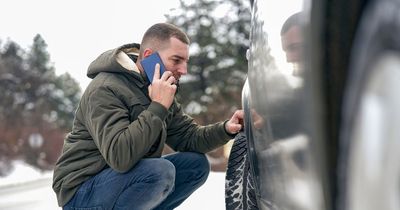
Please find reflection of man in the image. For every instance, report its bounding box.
[248,13,304,131]
[280,12,304,76]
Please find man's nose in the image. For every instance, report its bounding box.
[178,63,188,75]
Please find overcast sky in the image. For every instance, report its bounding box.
[1,0,180,90]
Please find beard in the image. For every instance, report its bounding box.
[175,80,180,93]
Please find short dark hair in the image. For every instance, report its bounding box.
[140,23,190,55]
[280,12,303,36]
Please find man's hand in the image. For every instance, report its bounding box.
[225,110,244,135]
[251,109,264,129]
[148,64,176,109]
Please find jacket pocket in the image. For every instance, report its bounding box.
[127,96,150,122]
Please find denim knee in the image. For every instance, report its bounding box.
[195,153,210,173]
[150,159,176,193]
[187,153,210,183]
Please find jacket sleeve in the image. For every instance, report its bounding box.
[85,85,168,172]
[166,101,233,153]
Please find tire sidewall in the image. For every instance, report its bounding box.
[339,0,400,208]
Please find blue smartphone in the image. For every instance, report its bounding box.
[140,52,166,84]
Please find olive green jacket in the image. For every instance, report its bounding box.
[52,43,232,206]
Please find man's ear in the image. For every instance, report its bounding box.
[143,48,153,58]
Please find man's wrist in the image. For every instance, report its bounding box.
[223,120,237,138]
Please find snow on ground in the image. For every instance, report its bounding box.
[0,161,226,210]
[0,160,52,187]
[177,172,226,210]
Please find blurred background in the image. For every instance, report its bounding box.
[0,0,252,179]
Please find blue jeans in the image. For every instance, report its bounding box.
[63,152,210,210]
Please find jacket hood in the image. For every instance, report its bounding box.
[87,43,141,79]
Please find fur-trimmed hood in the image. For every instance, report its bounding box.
[87,43,141,79]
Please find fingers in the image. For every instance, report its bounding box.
[166,75,176,85]
[231,110,244,123]
[153,63,160,81]
[148,67,177,109]
[148,84,152,96]
[226,121,242,135]
[233,124,243,133]
[225,110,245,135]
[235,110,245,119]
[152,64,175,85]
[160,71,174,82]
[170,83,177,91]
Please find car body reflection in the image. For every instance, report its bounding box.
[243,0,324,209]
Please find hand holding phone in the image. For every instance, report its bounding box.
[142,52,176,109]
[140,52,166,83]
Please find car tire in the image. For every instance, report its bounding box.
[338,0,400,209]
[225,132,259,210]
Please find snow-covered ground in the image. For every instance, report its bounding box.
[0,161,226,210]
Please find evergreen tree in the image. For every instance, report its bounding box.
[166,0,251,124]
[166,0,251,171]
[0,41,26,175]
[0,35,81,172]
[25,35,81,129]
[0,41,25,124]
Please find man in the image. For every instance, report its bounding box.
[53,23,244,210]
[280,12,304,76]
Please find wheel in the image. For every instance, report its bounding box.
[225,132,258,210]
[338,0,400,209]
[307,0,369,208]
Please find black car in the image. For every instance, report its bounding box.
[225,0,400,209]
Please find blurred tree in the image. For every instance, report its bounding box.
[165,0,251,171]
[166,0,251,123]
[0,35,81,173]
[0,41,25,175]
[25,35,80,129]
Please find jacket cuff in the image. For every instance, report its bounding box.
[147,102,168,121]
[223,120,238,138]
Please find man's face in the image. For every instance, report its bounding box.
[158,37,189,84]
[281,25,303,63]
